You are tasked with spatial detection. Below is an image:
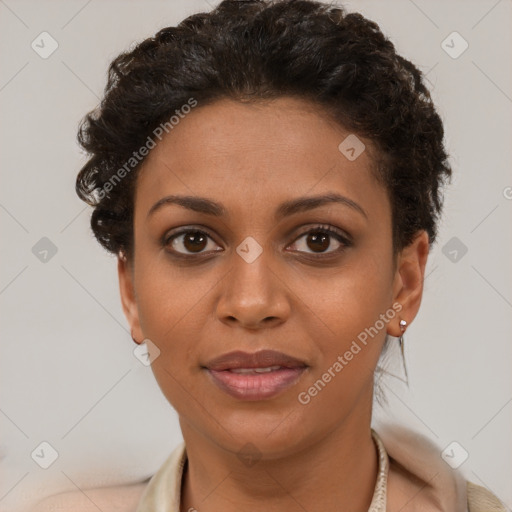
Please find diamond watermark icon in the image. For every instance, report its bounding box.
[32,237,58,263]
[237,442,262,467]
[31,31,59,59]
[338,134,365,161]
[31,441,59,469]
[442,236,468,263]
[441,441,469,469]
[236,236,263,263]
[441,31,468,59]
[133,338,161,366]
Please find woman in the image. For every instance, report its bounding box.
[33,0,506,510]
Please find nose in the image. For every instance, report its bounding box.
[215,249,291,330]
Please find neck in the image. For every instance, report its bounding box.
[179,412,379,512]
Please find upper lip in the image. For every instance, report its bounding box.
[204,349,308,371]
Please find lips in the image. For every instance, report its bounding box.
[204,349,307,371]
[203,350,308,401]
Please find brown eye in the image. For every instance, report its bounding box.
[289,226,350,255]
[306,232,330,252]
[164,230,220,255]
[182,232,208,253]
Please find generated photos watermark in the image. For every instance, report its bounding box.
[95,97,198,201]
[297,302,403,405]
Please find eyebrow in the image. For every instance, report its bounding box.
[147,192,368,221]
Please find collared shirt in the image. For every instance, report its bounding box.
[134,424,507,511]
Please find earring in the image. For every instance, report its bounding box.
[399,319,408,380]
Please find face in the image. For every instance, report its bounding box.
[119,97,428,458]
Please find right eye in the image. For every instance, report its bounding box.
[163,228,223,256]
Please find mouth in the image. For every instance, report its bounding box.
[202,350,308,401]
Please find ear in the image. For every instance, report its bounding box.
[118,254,143,344]
[387,230,430,337]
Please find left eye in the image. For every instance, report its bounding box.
[288,227,349,255]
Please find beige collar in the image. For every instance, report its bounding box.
[136,429,389,511]
[135,425,468,512]
[369,429,389,511]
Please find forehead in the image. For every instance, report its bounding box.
[134,97,388,222]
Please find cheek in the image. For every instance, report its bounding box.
[296,255,392,339]
[298,267,394,402]
[133,252,216,354]
[293,267,392,414]
[132,258,210,407]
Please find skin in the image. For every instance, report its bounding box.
[118,97,429,512]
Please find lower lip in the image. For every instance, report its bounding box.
[206,367,307,400]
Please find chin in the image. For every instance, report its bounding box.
[204,405,317,459]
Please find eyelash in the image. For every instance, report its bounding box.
[162,224,352,260]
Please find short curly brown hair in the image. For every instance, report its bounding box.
[76,0,452,263]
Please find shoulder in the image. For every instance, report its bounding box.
[28,481,149,512]
[373,424,465,510]
[374,423,508,512]
[466,480,508,512]
[29,443,186,512]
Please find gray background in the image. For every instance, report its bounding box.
[1,0,511,510]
